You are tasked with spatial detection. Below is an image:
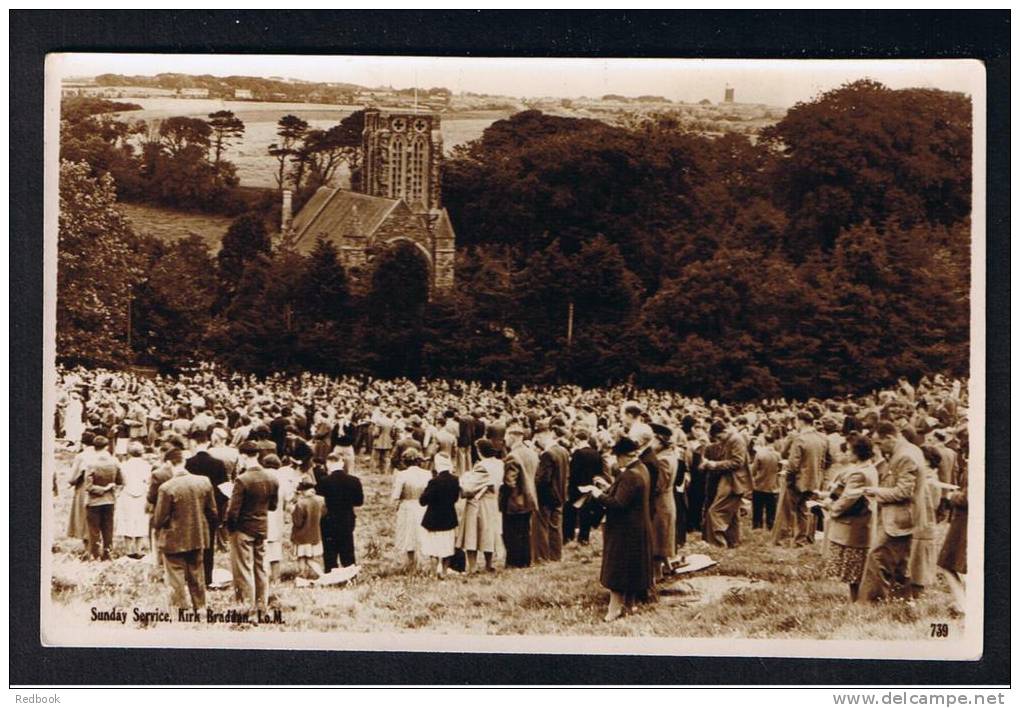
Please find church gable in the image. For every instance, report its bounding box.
[290,189,398,255]
[282,107,455,293]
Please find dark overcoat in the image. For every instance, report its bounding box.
[937,466,967,574]
[420,471,461,531]
[598,460,654,596]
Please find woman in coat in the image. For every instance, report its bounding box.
[821,434,878,601]
[937,456,967,613]
[419,454,461,578]
[66,430,97,552]
[648,424,678,578]
[456,439,502,574]
[588,436,654,622]
[908,446,943,597]
[390,448,431,571]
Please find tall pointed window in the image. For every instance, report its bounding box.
[411,137,429,207]
[390,135,406,199]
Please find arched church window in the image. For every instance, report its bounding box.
[390,135,406,199]
[411,137,429,206]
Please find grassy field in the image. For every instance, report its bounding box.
[46,448,964,642]
[118,202,236,252]
[115,98,509,188]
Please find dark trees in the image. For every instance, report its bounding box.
[57,161,144,366]
[208,110,246,167]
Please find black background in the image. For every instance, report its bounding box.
[10,10,1010,686]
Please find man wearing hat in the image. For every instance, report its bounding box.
[587,436,654,621]
[648,423,679,574]
[499,424,539,568]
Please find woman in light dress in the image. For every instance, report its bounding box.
[64,392,85,450]
[390,448,432,571]
[262,454,300,583]
[115,441,152,558]
[456,439,503,574]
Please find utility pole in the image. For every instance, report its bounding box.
[126,283,132,356]
[566,301,574,348]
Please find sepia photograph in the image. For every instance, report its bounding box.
[35,43,991,667]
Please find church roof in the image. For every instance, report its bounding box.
[290,187,403,251]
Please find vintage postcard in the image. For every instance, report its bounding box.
[41,53,985,659]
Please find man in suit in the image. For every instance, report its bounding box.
[185,429,229,587]
[750,439,782,530]
[83,435,123,560]
[456,408,477,475]
[371,409,395,475]
[316,450,364,571]
[225,441,279,613]
[932,430,961,522]
[500,424,540,568]
[564,429,603,545]
[859,422,919,603]
[699,420,750,548]
[485,416,507,457]
[533,427,571,562]
[152,448,219,612]
[782,411,830,546]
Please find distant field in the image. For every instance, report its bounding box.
[115,98,510,188]
[119,202,235,252]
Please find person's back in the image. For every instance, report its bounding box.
[419,470,460,532]
[154,473,215,554]
[208,443,239,480]
[435,427,456,457]
[317,469,364,528]
[291,492,325,545]
[85,450,122,506]
[569,445,602,497]
[788,427,828,492]
[227,466,279,537]
[503,443,539,513]
[751,446,781,492]
[186,449,228,488]
[875,440,921,537]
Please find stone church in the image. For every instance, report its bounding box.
[284,108,455,292]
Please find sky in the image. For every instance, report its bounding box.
[51,54,984,107]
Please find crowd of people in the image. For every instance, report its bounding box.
[53,364,970,623]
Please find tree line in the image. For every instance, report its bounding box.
[57,80,972,400]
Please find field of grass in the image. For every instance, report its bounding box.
[46,447,964,644]
[118,202,236,253]
[115,98,509,188]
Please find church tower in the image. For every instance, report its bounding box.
[362,108,443,213]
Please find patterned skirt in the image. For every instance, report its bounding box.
[825,542,868,583]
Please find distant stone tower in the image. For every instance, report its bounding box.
[724,86,735,104]
[285,107,455,295]
[362,108,443,213]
